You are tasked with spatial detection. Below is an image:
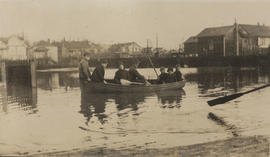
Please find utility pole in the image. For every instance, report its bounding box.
[156,33,159,54]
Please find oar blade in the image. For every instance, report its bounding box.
[207,93,244,106]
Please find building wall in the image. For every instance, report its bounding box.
[33,46,58,63]
[197,36,224,56]
[184,43,198,54]
[2,37,28,60]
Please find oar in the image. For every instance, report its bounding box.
[146,54,159,78]
[120,79,144,85]
[208,84,270,106]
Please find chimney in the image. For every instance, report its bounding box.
[47,38,50,44]
[257,22,260,26]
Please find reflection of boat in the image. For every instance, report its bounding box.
[80,91,154,124]
[85,80,186,93]
[156,89,185,108]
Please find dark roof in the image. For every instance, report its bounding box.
[35,40,52,47]
[184,36,198,44]
[0,37,9,44]
[197,25,234,38]
[197,24,270,38]
[239,24,270,37]
[64,41,91,49]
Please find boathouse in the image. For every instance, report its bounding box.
[185,22,270,56]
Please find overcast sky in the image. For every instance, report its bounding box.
[1,0,270,49]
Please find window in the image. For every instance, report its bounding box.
[209,40,214,50]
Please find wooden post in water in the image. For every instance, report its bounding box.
[30,60,37,88]
[1,61,7,88]
[0,61,8,112]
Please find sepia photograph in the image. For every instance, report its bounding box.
[0,0,270,156]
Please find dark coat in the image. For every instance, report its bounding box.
[165,73,177,83]
[79,58,91,81]
[114,69,129,84]
[157,73,168,84]
[174,70,183,81]
[91,64,105,82]
[128,66,145,82]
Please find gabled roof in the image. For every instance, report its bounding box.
[111,42,141,48]
[197,25,234,38]
[184,36,198,44]
[239,24,270,37]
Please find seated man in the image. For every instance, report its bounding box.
[165,67,177,83]
[128,61,146,83]
[174,64,183,81]
[157,67,168,84]
[114,62,129,84]
[91,60,108,83]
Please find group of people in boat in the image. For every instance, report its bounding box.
[79,53,183,85]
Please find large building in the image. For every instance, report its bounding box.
[184,36,198,56]
[0,35,29,60]
[56,40,107,60]
[32,40,59,63]
[108,42,142,58]
[185,22,270,56]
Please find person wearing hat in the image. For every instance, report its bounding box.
[165,67,176,83]
[157,67,168,84]
[79,52,91,83]
[91,59,108,83]
[114,62,129,84]
[128,61,147,83]
[174,64,183,81]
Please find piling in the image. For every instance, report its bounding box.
[30,60,37,88]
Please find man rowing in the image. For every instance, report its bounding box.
[91,60,108,83]
[174,64,183,81]
[114,62,129,84]
[157,67,168,84]
[128,61,150,85]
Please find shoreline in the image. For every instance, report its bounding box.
[9,135,269,157]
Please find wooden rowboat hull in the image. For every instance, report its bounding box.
[84,81,186,93]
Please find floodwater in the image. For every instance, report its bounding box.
[0,67,270,155]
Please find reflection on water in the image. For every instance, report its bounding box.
[0,66,37,114]
[185,67,270,96]
[1,67,270,155]
[157,89,185,109]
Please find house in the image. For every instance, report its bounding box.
[184,36,198,56]
[0,35,29,60]
[32,40,59,63]
[195,22,270,56]
[108,42,142,58]
[56,40,107,61]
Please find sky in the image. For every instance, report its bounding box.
[1,0,270,49]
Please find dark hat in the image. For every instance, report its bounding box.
[167,67,174,72]
[83,52,91,57]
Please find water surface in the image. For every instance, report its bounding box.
[0,67,270,155]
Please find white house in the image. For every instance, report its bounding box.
[0,35,29,60]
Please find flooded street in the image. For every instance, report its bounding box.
[0,67,270,156]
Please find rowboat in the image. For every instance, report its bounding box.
[83,80,186,93]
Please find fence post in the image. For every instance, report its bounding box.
[30,60,37,88]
